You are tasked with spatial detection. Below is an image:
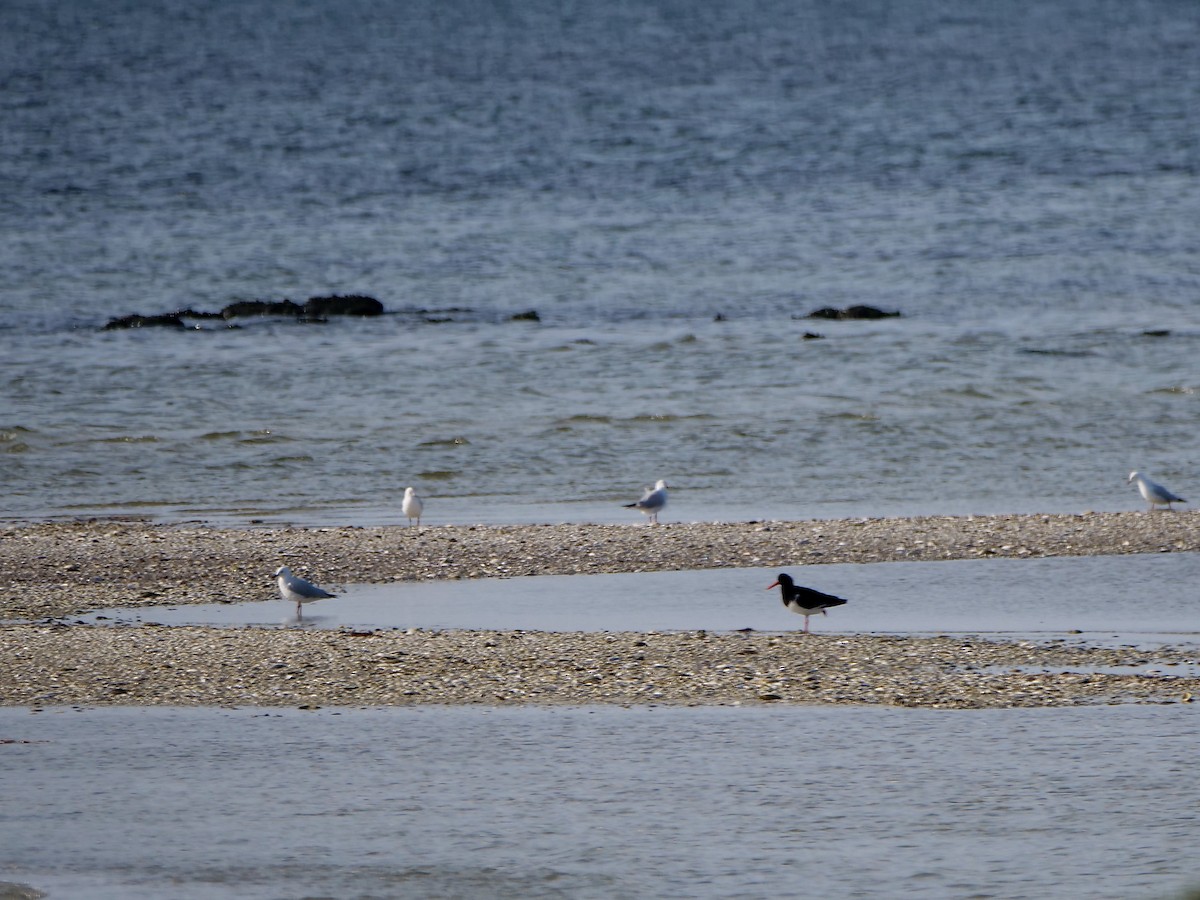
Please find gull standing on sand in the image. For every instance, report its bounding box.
[1128,471,1186,512]
[275,565,336,620]
[402,486,424,526]
[766,573,849,634]
[624,479,669,524]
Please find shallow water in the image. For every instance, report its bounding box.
[3,0,1200,526]
[80,553,1200,648]
[1,705,1198,900]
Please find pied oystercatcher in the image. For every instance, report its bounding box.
[766,572,848,634]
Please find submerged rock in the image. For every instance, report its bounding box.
[220,299,305,319]
[103,293,386,330]
[805,305,901,320]
[103,313,186,330]
[173,308,226,320]
[303,294,384,317]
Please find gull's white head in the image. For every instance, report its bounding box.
[1128,471,1140,484]
[654,479,669,490]
[274,565,291,578]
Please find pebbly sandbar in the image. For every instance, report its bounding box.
[2,512,1198,709]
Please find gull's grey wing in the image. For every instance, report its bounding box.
[288,574,336,599]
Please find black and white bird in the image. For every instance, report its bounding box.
[624,479,669,524]
[1128,471,1186,512]
[766,573,848,634]
[402,486,424,526]
[274,565,336,620]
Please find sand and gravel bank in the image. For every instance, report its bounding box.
[2,512,1198,709]
[2,624,1198,709]
[3,511,1198,618]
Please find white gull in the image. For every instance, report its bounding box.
[402,486,424,526]
[1128,471,1186,511]
[624,479,669,524]
[274,565,336,620]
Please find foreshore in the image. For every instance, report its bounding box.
[2,512,1199,709]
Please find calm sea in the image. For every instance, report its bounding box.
[3,0,1199,526]
[2,705,1199,900]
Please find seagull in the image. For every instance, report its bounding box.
[766,573,848,634]
[274,565,336,620]
[402,486,424,526]
[623,479,669,524]
[1128,471,1186,512]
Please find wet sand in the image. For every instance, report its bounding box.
[2,512,1199,709]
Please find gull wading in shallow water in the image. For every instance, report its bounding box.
[275,566,336,620]
[766,573,848,634]
[1128,471,1186,512]
[624,479,669,524]
[402,486,424,526]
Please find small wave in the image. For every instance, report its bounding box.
[271,455,315,464]
[942,386,995,400]
[821,411,879,421]
[0,427,35,452]
[1018,347,1097,358]
[417,470,459,480]
[238,431,291,445]
[419,437,471,448]
[624,413,715,423]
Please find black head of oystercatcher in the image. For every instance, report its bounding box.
[766,573,848,634]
